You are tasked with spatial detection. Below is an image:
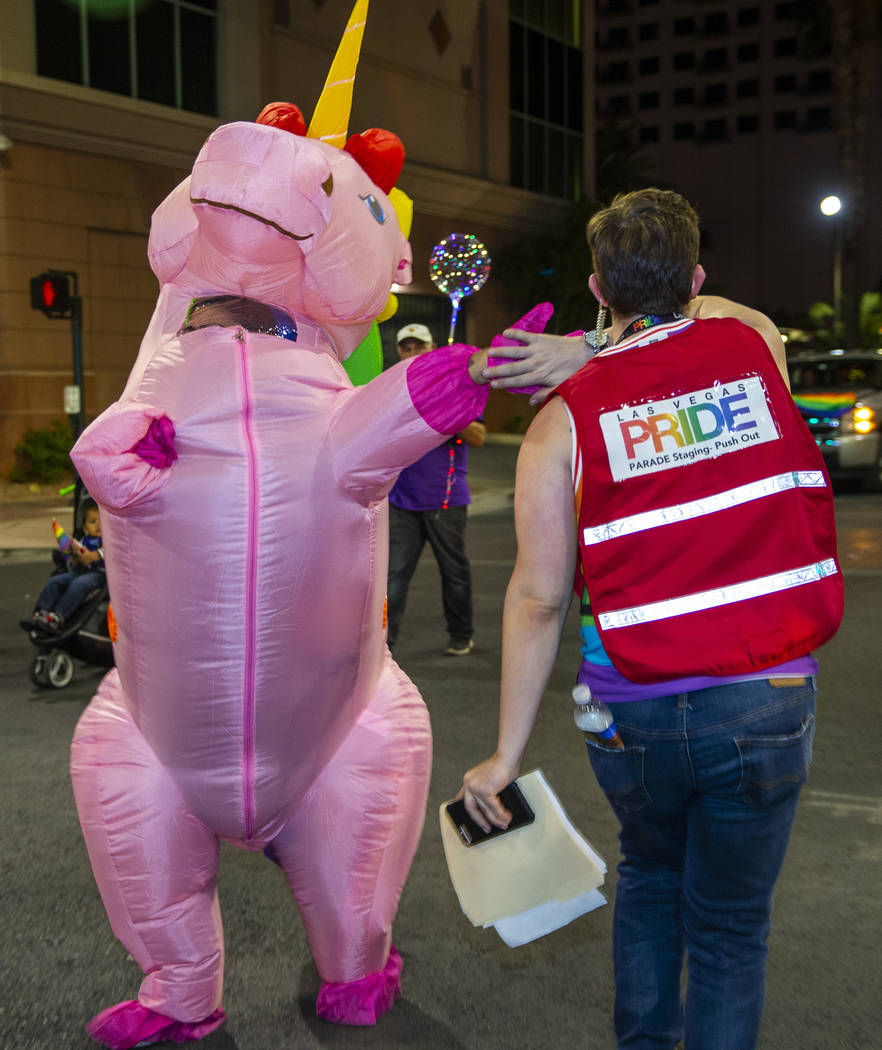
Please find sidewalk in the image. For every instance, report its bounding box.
[0,436,523,561]
[0,481,73,562]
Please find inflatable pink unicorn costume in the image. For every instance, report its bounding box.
[69,4,489,1045]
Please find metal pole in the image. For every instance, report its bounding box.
[833,217,843,345]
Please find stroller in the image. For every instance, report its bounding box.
[21,485,115,690]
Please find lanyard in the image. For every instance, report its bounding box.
[615,313,682,344]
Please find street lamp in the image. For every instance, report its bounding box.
[820,195,843,343]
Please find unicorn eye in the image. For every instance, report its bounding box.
[360,193,386,224]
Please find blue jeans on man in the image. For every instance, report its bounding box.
[386,503,473,647]
[586,677,816,1050]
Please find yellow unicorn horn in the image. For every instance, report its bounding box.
[307,0,370,148]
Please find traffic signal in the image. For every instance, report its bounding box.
[30,272,71,317]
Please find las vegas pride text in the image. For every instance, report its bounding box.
[599,376,780,481]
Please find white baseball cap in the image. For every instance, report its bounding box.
[396,323,434,345]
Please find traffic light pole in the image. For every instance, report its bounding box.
[69,273,85,440]
[30,266,86,521]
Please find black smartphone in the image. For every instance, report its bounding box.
[445,781,535,847]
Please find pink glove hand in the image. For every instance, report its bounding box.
[487,302,555,395]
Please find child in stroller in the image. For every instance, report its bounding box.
[21,496,115,689]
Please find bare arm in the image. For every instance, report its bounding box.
[459,419,487,446]
[459,398,577,831]
[73,546,102,567]
[685,295,790,389]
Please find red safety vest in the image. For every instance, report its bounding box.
[555,317,843,684]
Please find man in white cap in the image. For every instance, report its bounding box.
[387,323,486,655]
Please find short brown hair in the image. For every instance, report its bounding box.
[587,189,700,315]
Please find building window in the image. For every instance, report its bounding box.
[737,79,759,98]
[639,125,659,144]
[607,95,631,115]
[804,106,832,131]
[704,12,728,34]
[509,10,583,198]
[639,22,660,41]
[774,38,797,57]
[775,2,797,19]
[775,74,797,93]
[701,118,728,141]
[774,110,797,129]
[674,86,694,105]
[639,91,659,109]
[606,26,632,48]
[673,51,695,71]
[738,114,759,133]
[600,60,631,84]
[640,56,660,75]
[703,47,728,71]
[674,121,695,140]
[807,69,832,93]
[34,0,218,115]
[638,0,660,6]
[737,42,759,61]
[704,83,728,106]
[738,7,760,26]
[674,17,695,36]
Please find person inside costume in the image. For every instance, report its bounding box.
[458,189,842,1050]
[66,3,513,1046]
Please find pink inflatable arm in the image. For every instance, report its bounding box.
[486,302,556,396]
[71,404,177,513]
[331,344,489,503]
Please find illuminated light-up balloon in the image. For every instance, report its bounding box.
[429,233,492,343]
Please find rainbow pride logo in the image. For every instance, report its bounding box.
[600,376,780,481]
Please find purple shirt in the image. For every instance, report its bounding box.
[389,438,471,511]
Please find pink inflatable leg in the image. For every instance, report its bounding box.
[71,671,225,1029]
[270,658,431,1024]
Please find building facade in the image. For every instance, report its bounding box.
[0,0,595,473]
[594,0,882,325]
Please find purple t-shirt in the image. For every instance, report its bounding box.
[389,439,471,511]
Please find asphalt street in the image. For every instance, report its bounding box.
[1,441,880,1050]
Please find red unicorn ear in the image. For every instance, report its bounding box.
[256,102,307,136]
[344,129,405,194]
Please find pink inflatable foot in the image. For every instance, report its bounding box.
[316,945,403,1026]
[87,1000,226,1048]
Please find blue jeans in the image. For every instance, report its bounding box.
[586,678,816,1050]
[387,503,473,646]
[36,569,104,623]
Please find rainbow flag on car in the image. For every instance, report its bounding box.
[792,392,856,417]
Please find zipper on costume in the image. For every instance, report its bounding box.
[236,328,258,842]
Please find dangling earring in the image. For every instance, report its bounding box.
[594,303,608,351]
[583,303,608,354]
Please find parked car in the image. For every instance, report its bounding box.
[787,348,882,491]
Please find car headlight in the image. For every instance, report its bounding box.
[841,404,877,435]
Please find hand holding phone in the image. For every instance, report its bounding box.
[446,781,535,847]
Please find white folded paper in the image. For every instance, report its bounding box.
[440,768,607,945]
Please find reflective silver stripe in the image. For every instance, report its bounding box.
[598,559,838,630]
[583,471,827,546]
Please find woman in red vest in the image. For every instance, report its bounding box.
[460,189,841,1050]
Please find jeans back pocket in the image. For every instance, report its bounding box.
[735,714,815,809]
